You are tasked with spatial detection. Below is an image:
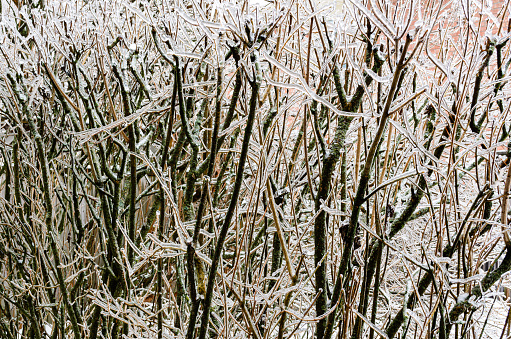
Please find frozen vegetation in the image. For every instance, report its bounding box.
[0,0,510,338]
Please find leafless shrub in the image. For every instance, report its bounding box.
[0,0,511,338]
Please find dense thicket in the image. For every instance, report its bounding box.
[1,0,511,338]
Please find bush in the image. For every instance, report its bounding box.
[0,0,510,338]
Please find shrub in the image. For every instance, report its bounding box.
[0,0,510,338]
